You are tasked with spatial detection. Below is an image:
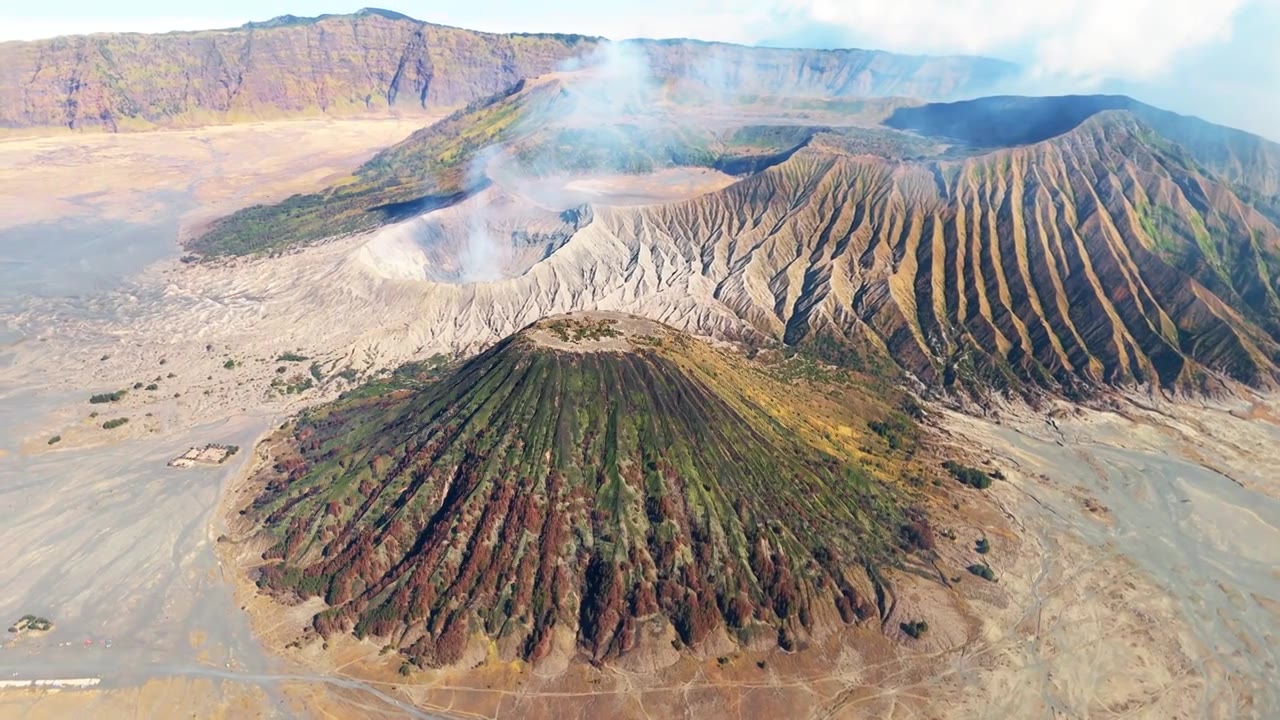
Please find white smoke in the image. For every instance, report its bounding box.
[457,146,504,283]
[775,0,1250,86]
[453,42,662,283]
[554,41,659,127]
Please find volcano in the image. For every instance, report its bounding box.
[245,313,917,668]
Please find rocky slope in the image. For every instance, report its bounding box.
[188,86,1280,398]
[244,313,922,668]
[0,8,1013,132]
[599,108,1280,396]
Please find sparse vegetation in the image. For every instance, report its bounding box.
[189,80,545,256]
[967,564,996,581]
[223,359,237,369]
[89,390,126,404]
[944,460,993,489]
[8,615,53,633]
[278,352,309,362]
[869,413,917,453]
[899,515,935,552]
[900,620,929,639]
[47,435,61,445]
[543,317,622,343]
[272,373,314,395]
[102,417,130,430]
[251,327,911,667]
[145,383,159,391]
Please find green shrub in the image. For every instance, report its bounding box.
[224,359,237,369]
[943,460,992,489]
[47,435,61,445]
[278,352,309,362]
[145,383,159,391]
[102,417,130,430]
[89,390,126,404]
[967,564,996,581]
[900,620,929,639]
[869,415,916,451]
[975,538,990,554]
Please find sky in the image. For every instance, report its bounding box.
[2,0,1277,139]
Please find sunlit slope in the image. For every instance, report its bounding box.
[194,90,1280,395]
[187,77,831,256]
[0,9,1010,132]
[596,111,1280,394]
[246,315,917,666]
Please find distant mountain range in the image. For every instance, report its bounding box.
[0,8,1014,132]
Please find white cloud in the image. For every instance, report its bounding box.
[780,0,1251,83]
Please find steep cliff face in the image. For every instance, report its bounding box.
[0,11,590,131]
[0,9,1013,132]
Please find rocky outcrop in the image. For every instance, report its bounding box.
[0,9,1013,132]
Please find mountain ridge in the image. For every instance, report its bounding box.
[183,82,1280,397]
[0,11,1014,133]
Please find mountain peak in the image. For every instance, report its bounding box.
[246,319,914,667]
[241,7,420,30]
[354,7,418,22]
[521,312,671,353]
